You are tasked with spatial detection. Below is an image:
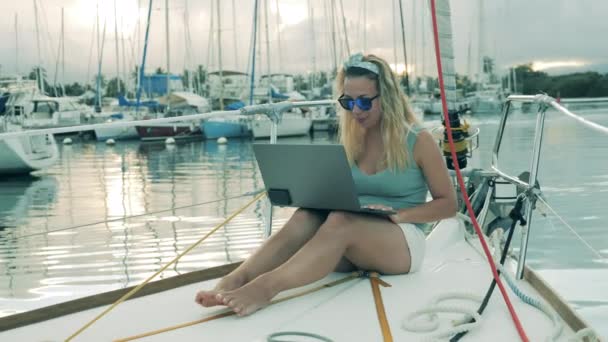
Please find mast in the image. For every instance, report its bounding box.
[397,0,410,94]
[95,15,107,112]
[477,0,483,89]
[307,0,316,89]
[363,0,366,52]
[507,66,512,93]
[206,0,214,69]
[165,0,171,108]
[274,0,283,71]
[216,0,224,109]
[120,17,128,95]
[33,0,45,93]
[232,0,239,70]
[94,2,108,111]
[328,0,337,73]
[61,8,66,96]
[135,0,153,111]
[467,27,473,81]
[263,0,271,102]
[114,0,121,95]
[337,0,350,56]
[15,14,19,76]
[412,0,418,84]
[53,9,64,96]
[392,0,397,69]
[421,0,428,81]
[204,0,214,98]
[512,67,518,93]
[53,7,65,96]
[184,0,194,92]
[136,0,142,98]
[248,0,259,105]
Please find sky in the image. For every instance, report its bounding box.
[0,0,606,84]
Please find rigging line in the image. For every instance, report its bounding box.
[337,0,350,56]
[429,1,528,341]
[5,190,264,242]
[36,0,52,61]
[38,0,61,91]
[397,0,410,95]
[536,196,605,261]
[550,101,608,135]
[65,191,267,342]
[86,20,96,86]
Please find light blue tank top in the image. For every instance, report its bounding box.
[351,125,429,211]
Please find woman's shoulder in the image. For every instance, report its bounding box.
[405,123,426,144]
[410,122,426,133]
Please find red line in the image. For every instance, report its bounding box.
[428,1,529,341]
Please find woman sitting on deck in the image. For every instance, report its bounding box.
[195,53,457,316]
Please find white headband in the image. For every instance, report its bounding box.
[343,53,380,75]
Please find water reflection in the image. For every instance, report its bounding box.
[0,138,278,315]
[0,176,58,230]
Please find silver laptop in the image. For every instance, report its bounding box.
[252,143,396,216]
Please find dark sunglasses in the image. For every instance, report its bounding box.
[337,94,380,111]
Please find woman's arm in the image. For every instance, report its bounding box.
[393,130,457,224]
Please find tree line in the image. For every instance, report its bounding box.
[25,63,608,99]
[511,64,608,98]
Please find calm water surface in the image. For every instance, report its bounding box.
[0,108,607,336]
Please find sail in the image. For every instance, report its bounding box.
[434,0,458,113]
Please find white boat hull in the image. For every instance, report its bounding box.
[251,115,312,138]
[0,134,58,174]
[311,117,338,131]
[93,113,141,141]
[94,126,139,141]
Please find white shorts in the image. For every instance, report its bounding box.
[398,223,426,273]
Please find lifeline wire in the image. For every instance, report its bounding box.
[536,196,605,261]
[4,190,264,241]
[65,191,266,342]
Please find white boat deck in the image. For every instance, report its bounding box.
[0,219,586,341]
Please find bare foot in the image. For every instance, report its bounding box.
[195,273,248,307]
[216,276,278,316]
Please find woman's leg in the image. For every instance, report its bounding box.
[217,211,412,316]
[196,208,330,307]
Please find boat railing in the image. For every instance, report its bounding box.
[491,94,608,279]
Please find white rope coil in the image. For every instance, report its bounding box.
[401,292,484,340]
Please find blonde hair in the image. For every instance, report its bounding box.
[335,54,420,170]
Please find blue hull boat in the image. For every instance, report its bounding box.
[202,118,251,139]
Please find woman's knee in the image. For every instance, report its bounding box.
[277,208,325,239]
[292,208,325,221]
[317,211,354,237]
[324,211,355,226]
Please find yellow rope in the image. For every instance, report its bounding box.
[65,192,267,342]
[114,272,363,342]
[368,272,393,342]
